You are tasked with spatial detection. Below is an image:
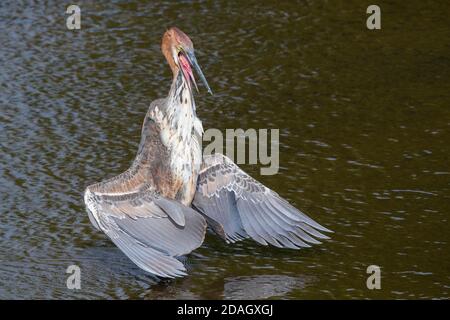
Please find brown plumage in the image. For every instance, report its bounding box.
[84,27,331,278]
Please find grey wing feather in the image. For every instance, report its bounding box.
[84,187,206,278]
[107,228,188,278]
[192,153,331,249]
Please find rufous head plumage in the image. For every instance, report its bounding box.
[161,27,212,94]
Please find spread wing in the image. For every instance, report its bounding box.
[84,185,206,278]
[192,154,331,249]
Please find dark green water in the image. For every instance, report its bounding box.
[0,1,449,299]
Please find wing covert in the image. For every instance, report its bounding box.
[84,186,206,278]
[192,153,331,248]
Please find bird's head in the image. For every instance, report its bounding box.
[162,27,212,95]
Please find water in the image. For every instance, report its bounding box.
[0,0,449,299]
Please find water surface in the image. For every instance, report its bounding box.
[0,1,449,299]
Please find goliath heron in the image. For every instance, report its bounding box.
[84,27,331,278]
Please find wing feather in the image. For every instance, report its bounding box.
[192,153,331,249]
[84,187,206,278]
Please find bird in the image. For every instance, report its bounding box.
[84,27,331,278]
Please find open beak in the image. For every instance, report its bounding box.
[179,49,213,95]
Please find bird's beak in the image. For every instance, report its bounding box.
[183,49,213,95]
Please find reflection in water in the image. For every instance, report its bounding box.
[145,274,312,300]
[0,1,449,299]
[223,275,312,300]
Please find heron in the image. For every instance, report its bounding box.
[84,27,331,278]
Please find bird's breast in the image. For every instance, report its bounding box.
[169,128,202,205]
[154,111,202,205]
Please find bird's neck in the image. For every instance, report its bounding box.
[160,71,203,193]
[164,72,203,143]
